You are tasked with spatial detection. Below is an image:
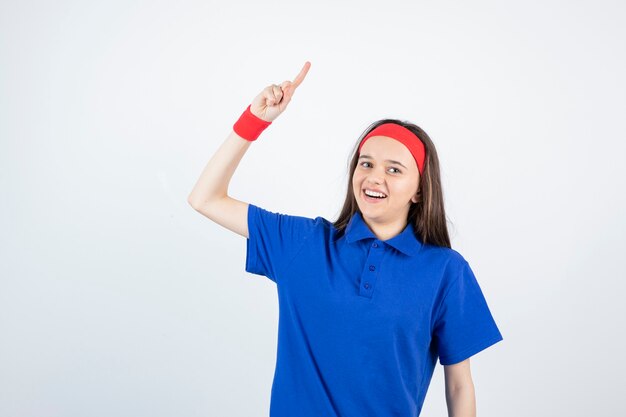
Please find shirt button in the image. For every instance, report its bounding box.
[369,265,376,271]
[364,282,370,289]
[372,242,378,248]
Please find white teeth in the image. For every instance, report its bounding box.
[365,189,386,198]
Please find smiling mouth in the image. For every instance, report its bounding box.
[362,189,387,203]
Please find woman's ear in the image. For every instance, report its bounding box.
[411,190,421,204]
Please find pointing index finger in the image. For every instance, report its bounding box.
[291,61,311,89]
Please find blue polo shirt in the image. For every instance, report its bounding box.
[245,203,503,417]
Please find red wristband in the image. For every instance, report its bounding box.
[233,105,272,141]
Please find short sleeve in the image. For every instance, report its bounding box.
[433,260,504,365]
[245,203,318,283]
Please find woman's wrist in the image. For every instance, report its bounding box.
[233,105,272,142]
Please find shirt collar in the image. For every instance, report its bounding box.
[344,211,422,257]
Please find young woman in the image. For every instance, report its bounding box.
[188,61,503,417]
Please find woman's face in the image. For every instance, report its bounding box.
[352,135,420,226]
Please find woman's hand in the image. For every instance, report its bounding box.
[250,61,311,122]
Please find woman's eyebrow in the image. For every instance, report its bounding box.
[358,154,407,169]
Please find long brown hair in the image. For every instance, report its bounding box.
[332,119,451,248]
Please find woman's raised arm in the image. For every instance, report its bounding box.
[187,62,311,238]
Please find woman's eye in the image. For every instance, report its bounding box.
[360,162,400,174]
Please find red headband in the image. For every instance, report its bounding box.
[358,123,426,175]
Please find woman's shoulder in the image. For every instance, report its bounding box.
[420,242,470,268]
[247,203,327,233]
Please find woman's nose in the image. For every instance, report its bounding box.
[367,173,384,185]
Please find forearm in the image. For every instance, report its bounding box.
[187,130,252,206]
[445,383,476,417]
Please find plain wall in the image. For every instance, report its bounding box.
[1,0,625,416]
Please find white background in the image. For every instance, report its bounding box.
[1,0,625,416]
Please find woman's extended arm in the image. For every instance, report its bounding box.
[444,358,476,417]
[187,62,311,238]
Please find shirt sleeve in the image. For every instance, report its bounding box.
[432,260,504,366]
[245,203,318,284]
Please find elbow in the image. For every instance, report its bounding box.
[187,195,202,210]
[187,195,225,219]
